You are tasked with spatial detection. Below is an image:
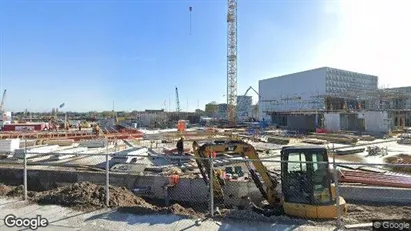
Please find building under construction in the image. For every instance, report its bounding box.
[259,67,411,135]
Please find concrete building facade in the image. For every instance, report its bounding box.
[217,104,228,120]
[259,67,378,122]
[236,95,252,121]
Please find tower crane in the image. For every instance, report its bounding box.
[227,0,238,125]
[0,89,6,123]
[175,87,181,118]
[0,89,6,115]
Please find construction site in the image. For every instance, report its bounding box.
[1,1,411,231]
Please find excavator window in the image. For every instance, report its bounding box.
[284,152,310,204]
[281,147,334,206]
[311,152,333,204]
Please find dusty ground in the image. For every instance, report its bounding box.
[329,154,365,163]
[1,182,410,226]
[384,154,411,173]
[344,204,411,225]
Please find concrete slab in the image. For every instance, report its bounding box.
[0,197,335,231]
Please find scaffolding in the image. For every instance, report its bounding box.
[263,88,410,113]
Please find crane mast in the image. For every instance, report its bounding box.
[227,0,238,125]
[0,89,6,113]
[175,87,181,117]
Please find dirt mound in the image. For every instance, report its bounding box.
[34,182,154,210]
[384,154,411,173]
[30,182,204,219]
[6,185,25,197]
[168,204,199,218]
[0,184,30,198]
[0,184,12,196]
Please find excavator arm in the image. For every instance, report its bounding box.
[192,140,281,206]
[242,144,281,205]
[192,141,225,202]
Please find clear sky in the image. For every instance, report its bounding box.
[0,0,410,112]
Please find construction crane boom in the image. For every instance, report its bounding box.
[0,89,6,112]
[227,0,238,125]
[175,87,181,116]
[244,86,259,97]
[237,86,261,121]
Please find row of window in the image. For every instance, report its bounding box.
[326,68,377,81]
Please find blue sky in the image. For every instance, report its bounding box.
[0,0,409,112]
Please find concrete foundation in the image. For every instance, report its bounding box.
[0,167,411,206]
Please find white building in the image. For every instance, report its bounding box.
[236,95,252,121]
[0,111,12,126]
[258,67,378,122]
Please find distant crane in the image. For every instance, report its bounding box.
[227,0,238,125]
[238,86,260,120]
[244,86,259,97]
[0,89,6,115]
[0,89,6,123]
[175,87,181,117]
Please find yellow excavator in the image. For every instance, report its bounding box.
[192,140,347,219]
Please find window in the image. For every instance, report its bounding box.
[288,152,307,172]
[311,152,333,204]
[285,153,310,203]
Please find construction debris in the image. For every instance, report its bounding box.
[366,146,388,156]
[336,147,365,155]
[309,133,358,144]
[46,139,75,146]
[266,136,290,145]
[339,170,411,188]
[384,154,411,173]
[302,139,327,145]
[397,133,411,145]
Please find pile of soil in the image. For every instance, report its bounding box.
[33,182,150,210]
[29,182,204,219]
[0,184,12,196]
[384,154,411,173]
[0,184,28,197]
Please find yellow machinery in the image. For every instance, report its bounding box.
[192,140,347,219]
[80,121,91,128]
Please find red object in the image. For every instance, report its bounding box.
[340,170,411,188]
[2,123,47,131]
[168,174,180,185]
[316,128,329,133]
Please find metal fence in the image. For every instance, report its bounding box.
[1,140,411,230]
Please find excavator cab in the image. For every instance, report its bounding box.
[280,146,347,219]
